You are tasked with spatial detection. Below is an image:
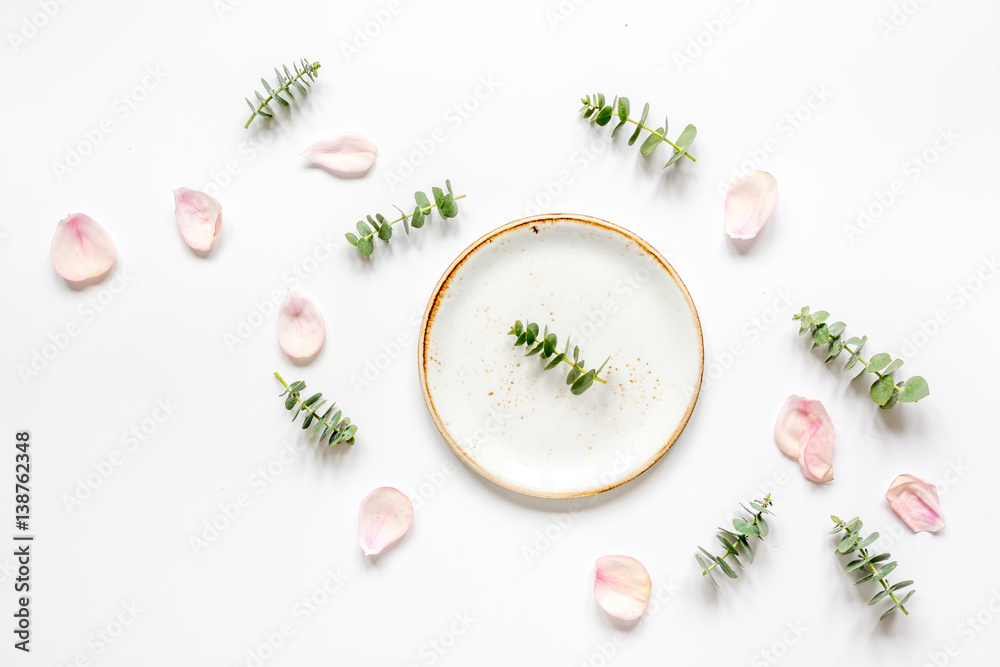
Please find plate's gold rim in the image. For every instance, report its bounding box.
[417,213,704,499]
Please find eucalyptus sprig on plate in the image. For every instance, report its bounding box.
[508,320,609,395]
[696,495,773,587]
[345,181,464,257]
[793,306,929,409]
[274,372,357,446]
[244,59,321,129]
[579,93,697,168]
[830,515,914,620]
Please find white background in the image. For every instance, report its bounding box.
[2,0,999,665]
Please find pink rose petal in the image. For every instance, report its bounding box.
[50,213,117,282]
[359,487,413,555]
[302,131,377,177]
[724,170,778,239]
[886,474,945,533]
[173,187,222,252]
[774,395,834,484]
[797,416,834,484]
[774,395,806,458]
[277,290,326,359]
[594,555,651,621]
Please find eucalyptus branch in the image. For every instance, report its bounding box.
[274,372,356,446]
[579,93,697,168]
[695,495,773,587]
[830,515,915,620]
[345,181,464,257]
[244,59,321,128]
[793,306,929,409]
[508,320,609,395]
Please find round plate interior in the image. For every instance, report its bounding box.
[418,214,703,498]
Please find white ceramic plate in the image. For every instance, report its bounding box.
[418,214,703,498]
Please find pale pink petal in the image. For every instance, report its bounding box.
[797,412,834,483]
[886,474,945,533]
[774,395,834,483]
[725,170,778,239]
[359,487,413,555]
[50,213,117,281]
[774,395,807,458]
[277,290,326,359]
[594,555,651,621]
[301,131,377,177]
[173,187,222,252]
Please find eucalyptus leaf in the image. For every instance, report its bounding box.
[663,124,697,167]
[838,534,857,553]
[870,375,895,406]
[716,557,737,579]
[812,323,830,345]
[639,131,664,156]
[868,589,891,606]
[594,105,614,126]
[857,534,879,552]
[733,518,759,538]
[674,123,697,150]
[826,336,844,362]
[377,221,392,242]
[617,96,629,120]
[898,376,929,402]
[879,605,900,620]
[872,562,897,582]
[570,370,596,395]
[867,353,892,373]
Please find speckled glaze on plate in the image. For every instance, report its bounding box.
[418,214,703,498]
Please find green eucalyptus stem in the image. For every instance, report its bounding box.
[345,181,463,257]
[358,195,466,244]
[508,320,609,395]
[793,306,929,410]
[274,372,356,446]
[696,495,773,587]
[579,93,697,169]
[244,59,321,129]
[581,99,696,162]
[830,515,914,620]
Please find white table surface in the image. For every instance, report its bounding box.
[2,0,999,664]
